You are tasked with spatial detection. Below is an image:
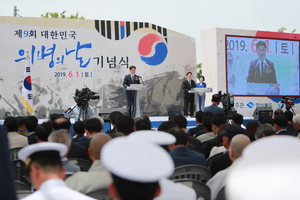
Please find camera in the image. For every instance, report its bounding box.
[281,96,297,114]
[218,91,237,119]
[74,86,100,107]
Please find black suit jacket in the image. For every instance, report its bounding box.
[277,129,296,137]
[188,124,205,137]
[27,133,37,145]
[182,79,196,98]
[68,142,89,161]
[123,74,141,96]
[208,151,232,177]
[203,136,222,159]
[247,58,277,83]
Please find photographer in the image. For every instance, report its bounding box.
[64,87,97,121]
[204,93,224,115]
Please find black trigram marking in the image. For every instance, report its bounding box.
[28,94,32,100]
[94,20,168,42]
[26,67,30,72]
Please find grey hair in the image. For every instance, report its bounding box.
[255,123,276,139]
[48,129,71,147]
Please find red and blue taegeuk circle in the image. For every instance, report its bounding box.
[138,34,168,66]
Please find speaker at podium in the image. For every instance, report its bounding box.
[252,107,273,119]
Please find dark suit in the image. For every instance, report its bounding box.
[182,79,196,115]
[203,136,222,159]
[123,74,141,117]
[169,146,206,168]
[277,129,296,137]
[208,151,232,177]
[247,58,277,83]
[188,124,205,137]
[68,142,89,161]
[27,132,37,145]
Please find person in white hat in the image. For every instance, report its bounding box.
[226,136,300,200]
[101,136,174,200]
[18,142,95,200]
[128,130,197,200]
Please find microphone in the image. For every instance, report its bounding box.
[135,74,142,78]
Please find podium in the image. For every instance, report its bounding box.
[188,87,213,93]
[188,87,213,112]
[126,84,150,117]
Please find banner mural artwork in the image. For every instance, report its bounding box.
[0,16,196,118]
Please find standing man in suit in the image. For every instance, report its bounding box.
[123,66,141,117]
[182,72,196,116]
[247,41,277,84]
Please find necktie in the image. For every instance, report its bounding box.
[188,80,191,87]
[131,75,134,82]
[260,62,263,77]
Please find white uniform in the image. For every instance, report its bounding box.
[65,160,112,194]
[155,178,197,200]
[206,168,229,200]
[21,179,96,200]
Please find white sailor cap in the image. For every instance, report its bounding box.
[18,142,68,167]
[227,136,300,200]
[101,136,174,183]
[128,130,176,145]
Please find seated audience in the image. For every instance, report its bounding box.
[115,115,135,135]
[206,134,250,200]
[106,111,124,135]
[284,110,297,136]
[293,114,300,137]
[197,115,215,143]
[187,111,205,137]
[65,133,112,193]
[17,143,95,200]
[231,113,243,126]
[72,121,87,143]
[101,137,174,200]
[208,124,246,177]
[274,114,295,136]
[255,123,276,139]
[168,127,205,167]
[4,116,28,149]
[35,124,53,142]
[245,121,259,142]
[227,136,300,200]
[48,129,80,173]
[25,116,39,145]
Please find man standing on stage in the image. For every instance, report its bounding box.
[182,72,196,116]
[123,66,140,117]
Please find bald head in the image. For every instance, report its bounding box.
[89,133,111,160]
[229,134,251,162]
[53,117,71,130]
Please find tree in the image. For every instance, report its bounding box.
[277,27,297,33]
[41,11,85,19]
[196,63,202,79]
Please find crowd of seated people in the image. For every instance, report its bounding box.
[2,107,300,200]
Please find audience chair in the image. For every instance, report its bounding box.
[15,180,31,191]
[206,152,223,168]
[68,158,92,171]
[16,190,32,199]
[11,160,28,184]
[174,179,211,200]
[10,147,23,160]
[216,186,226,200]
[85,188,113,200]
[169,164,211,183]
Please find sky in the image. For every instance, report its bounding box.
[1,0,300,63]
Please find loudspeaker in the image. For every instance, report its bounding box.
[252,107,273,119]
[48,109,64,120]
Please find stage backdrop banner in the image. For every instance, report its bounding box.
[0,16,196,118]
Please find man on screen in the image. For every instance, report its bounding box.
[247,41,277,84]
